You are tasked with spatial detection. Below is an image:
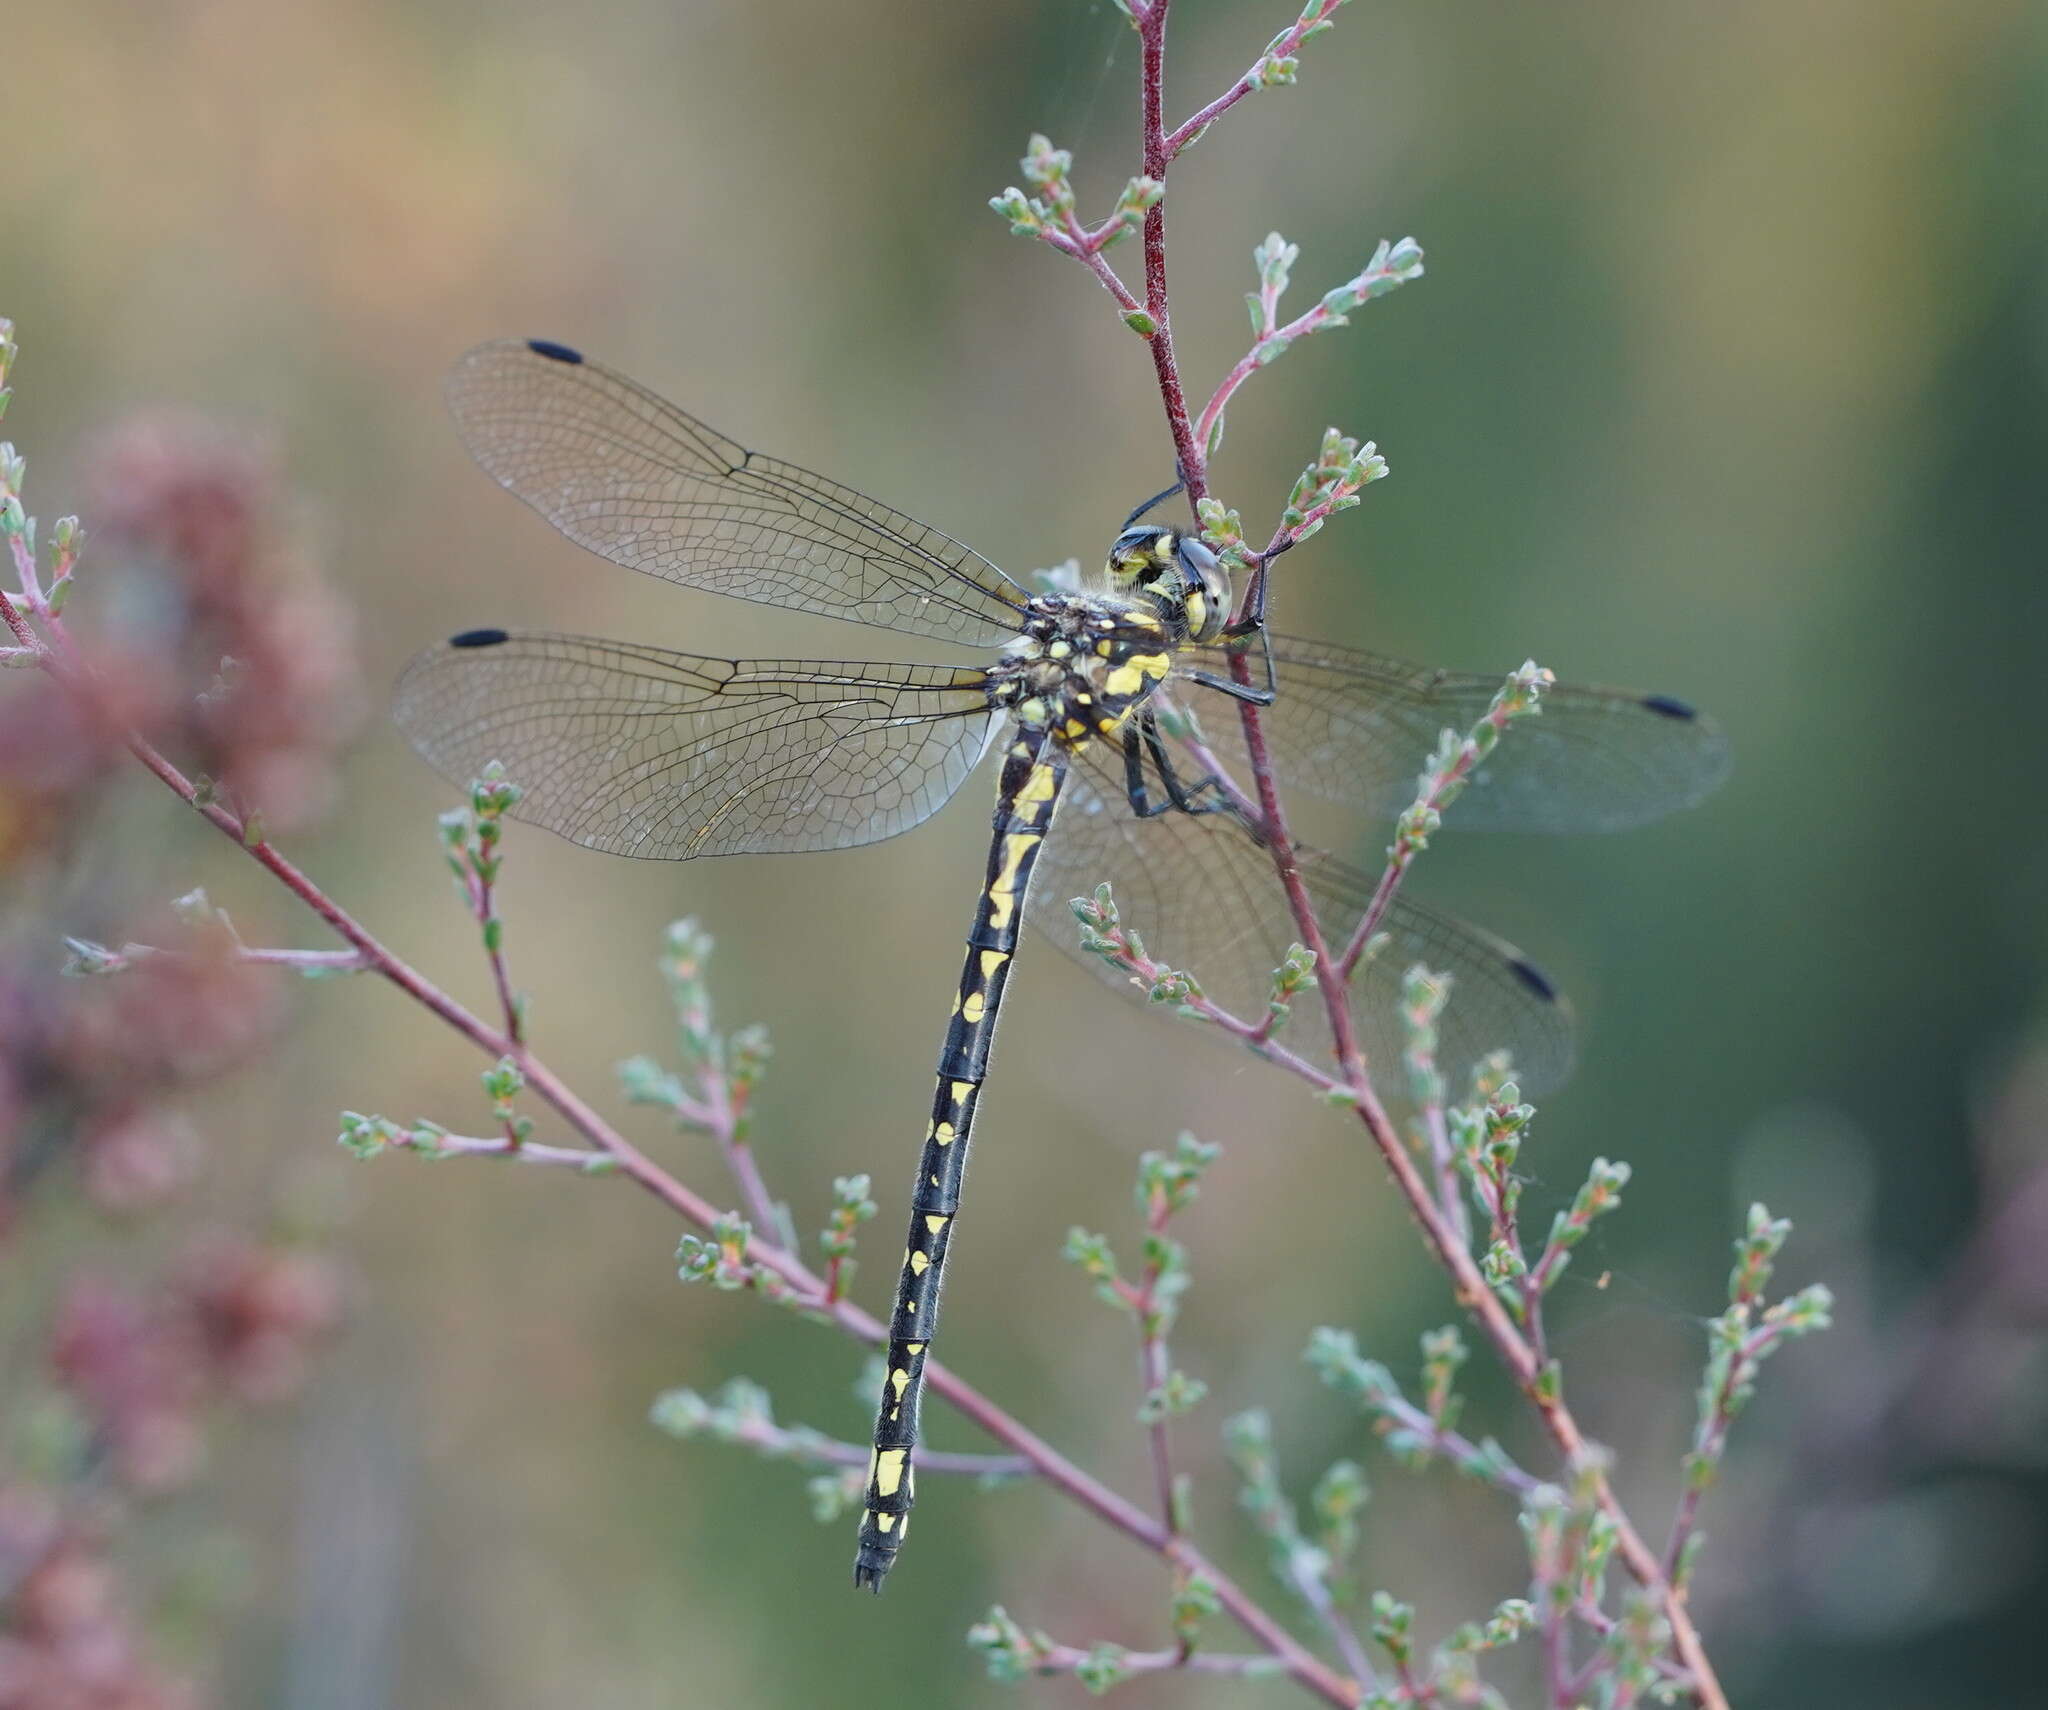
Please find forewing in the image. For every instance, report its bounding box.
[1177,635,1730,833]
[446,340,1032,647]
[1029,751,1575,1093]
[394,631,997,859]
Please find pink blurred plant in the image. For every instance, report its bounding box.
[1,383,349,1710]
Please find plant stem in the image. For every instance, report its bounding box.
[1662,1318,1771,1584]
[1193,298,1325,459]
[1162,1,1353,162]
[1107,8,1734,1697]
[1137,0,1209,508]
[471,862,522,1047]
[1020,1642,1295,1681]
[18,622,1357,1707]
[1133,1207,1184,1539]
[383,1129,611,1169]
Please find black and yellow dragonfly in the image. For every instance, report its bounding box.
[394,339,1729,1591]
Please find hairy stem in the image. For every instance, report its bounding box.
[1137,0,1209,508]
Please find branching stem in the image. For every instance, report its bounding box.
[4,591,1357,1707]
[9,3,1745,1698]
[1094,6,1734,1702]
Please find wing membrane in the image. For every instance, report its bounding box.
[394,632,997,859]
[446,341,1031,646]
[1178,634,1730,833]
[1031,750,1575,1093]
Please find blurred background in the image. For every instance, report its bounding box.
[4,0,2046,1704]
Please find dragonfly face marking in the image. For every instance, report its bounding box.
[1105,523,1231,646]
[394,340,1732,1594]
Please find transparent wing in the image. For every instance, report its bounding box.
[446,340,1033,647]
[1029,749,1575,1093]
[394,630,998,860]
[1176,634,1730,833]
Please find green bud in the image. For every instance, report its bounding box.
[988,187,1043,236]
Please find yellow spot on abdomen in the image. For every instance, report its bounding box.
[1013,762,1059,810]
[984,831,1040,930]
[875,1448,908,1497]
[925,1214,949,1235]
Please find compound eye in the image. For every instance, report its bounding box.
[1175,537,1232,643]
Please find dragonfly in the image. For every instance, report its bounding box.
[393,338,1730,1592]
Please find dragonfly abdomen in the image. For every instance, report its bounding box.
[854,728,1070,1591]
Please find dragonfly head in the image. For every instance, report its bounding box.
[1105,524,1231,645]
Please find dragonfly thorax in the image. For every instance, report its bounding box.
[993,593,1177,749]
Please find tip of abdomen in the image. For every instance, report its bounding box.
[853,1551,896,1593]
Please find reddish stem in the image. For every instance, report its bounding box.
[1193,297,1328,458]
[1133,1194,1184,1539]
[1113,7,1733,1688]
[1137,0,1209,507]
[1162,0,1351,161]
[472,866,523,1049]
[34,635,1354,1707]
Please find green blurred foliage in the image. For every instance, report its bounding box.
[6,0,2047,1705]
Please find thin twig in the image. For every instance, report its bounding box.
[1133,1201,1184,1539]
[1162,1,1353,161]
[65,939,370,976]
[1401,973,1474,1247]
[472,862,522,1048]
[1101,7,1735,1699]
[679,1404,1032,1482]
[702,1069,786,1250]
[7,610,1358,1707]
[1191,233,1420,459]
[1662,1318,1770,1584]
[377,1128,614,1171]
[1044,229,1148,321]
[1021,1642,1291,1681]
[1295,1575,1376,1693]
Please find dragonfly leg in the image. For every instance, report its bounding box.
[1121,469,1188,530]
[1146,716,1235,815]
[1120,722,1174,818]
[1181,666,1275,708]
[1121,716,1232,819]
